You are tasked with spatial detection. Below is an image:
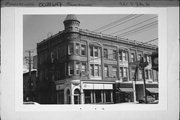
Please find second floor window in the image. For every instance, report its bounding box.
[119,67,123,77]
[123,67,128,77]
[68,62,74,75]
[104,66,108,77]
[112,67,117,78]
[90,64,94,76]
[81,62,86,75]
[76,62,80,75]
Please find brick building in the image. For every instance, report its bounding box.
[36,15,158,104]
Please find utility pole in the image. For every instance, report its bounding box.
[139,57,148,104]
[25,50,34,101]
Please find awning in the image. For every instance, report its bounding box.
[146,88,158,93]
[119,88,134,92]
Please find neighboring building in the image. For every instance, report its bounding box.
[37,15,158,104]
[23,70,37,102]
[33,55,37,69]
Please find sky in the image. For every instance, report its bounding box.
[23,14,158,59]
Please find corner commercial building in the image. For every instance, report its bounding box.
[36,15,158,104]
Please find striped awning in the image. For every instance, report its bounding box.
[146,88,158,93]
[119,88,134,92]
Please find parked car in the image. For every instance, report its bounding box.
[139,96,156,104]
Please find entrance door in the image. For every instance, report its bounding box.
[74,89,80,104]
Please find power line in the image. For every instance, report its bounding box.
[122,25,158,38]
[99,14,144,33]
[117,21,157,37]
[94,14,136,32]
[88,38,158,62]
[111,16,157,35]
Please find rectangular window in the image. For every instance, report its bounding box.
[123,67,128,77]
[112,66,117,78]
[75,43,80,55]
[68,62,74,75]
[94,65,99,76]
[119,50,122,60]
[104,49,108,59]
[131,53,135,62]
[81,45,86,56]
[125,51,128,61]
[112,50,117,60]
[90,64,94,76]
[104,65,108,77]
[90,46,93,57]
[81,62,86,75]
[68,43,74,55]
[76,62,80,75]
[138,54,142,61]
[94,47,98,57]
[119,67,123,77]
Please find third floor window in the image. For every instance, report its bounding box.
[90,45,101,58]
[119,50,128,61]
[75,43,80,55]
[81,45,86,56]
[104,49,108,59]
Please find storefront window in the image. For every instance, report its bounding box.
[105,91,112,102]
[95,90,102,103]
[84,90,91,104]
